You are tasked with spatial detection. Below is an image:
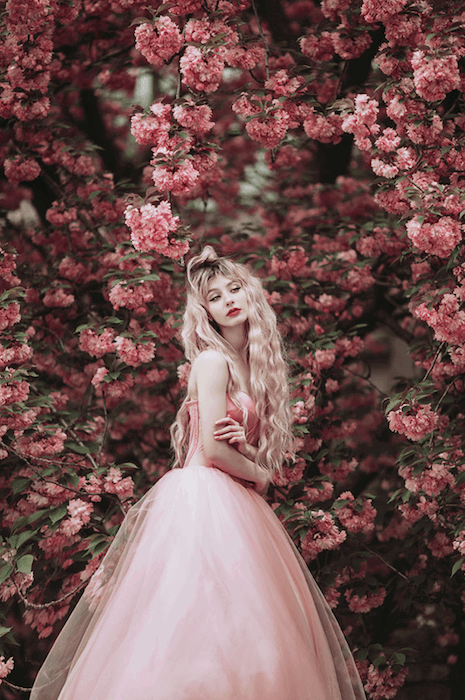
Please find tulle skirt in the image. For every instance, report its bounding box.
[31,463,365,700]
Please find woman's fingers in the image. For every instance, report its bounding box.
[214,416,246,444]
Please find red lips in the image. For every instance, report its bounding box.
[227,308,240,316]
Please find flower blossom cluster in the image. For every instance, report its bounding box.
[336,492,376,534]
[115,336,156,368]
[0,656,14,685]
[413,293,465,347]
[411,51,460,103]
[4,156,41,184]
[79,328,115,358]
[61,499,94,536]
[387,402,439,442]
[15,428,67,458]
[124,201,185,258]
[300,510,347,562]
[180,46,225,93]
[364,661,409,700]
[399,461,455,496]
[103,467,135,501]
[342,95,379,151]
[406,216,462,258]
[344,587,386,613]
[135,18,183,68]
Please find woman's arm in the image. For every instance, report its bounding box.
[213,415,258,461]
[194,350,267,490]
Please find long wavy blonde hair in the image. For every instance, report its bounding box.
[170,246,293,478]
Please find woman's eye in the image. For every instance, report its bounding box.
[232,286,240,292]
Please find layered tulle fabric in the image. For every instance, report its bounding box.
[31,396,365,700]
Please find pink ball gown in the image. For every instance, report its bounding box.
[31,392,366,700]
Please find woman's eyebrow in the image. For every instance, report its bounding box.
[207,280,238,295]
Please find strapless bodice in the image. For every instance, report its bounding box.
[184,392,259,470]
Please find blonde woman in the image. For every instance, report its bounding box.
[31,247,365,700]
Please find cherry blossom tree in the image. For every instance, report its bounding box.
[1,0,465,697]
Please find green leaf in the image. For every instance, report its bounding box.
[16,554,33,574]
[392,652,406,666]
[11,530,35,549]
[0,564,14,585]
[12,510,47,532]
[49,504,68,524]
[0,626,11,638]
[451,557,464,577]
[11,478,31,495]
[66,441,91,455]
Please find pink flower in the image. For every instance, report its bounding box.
[176,362,191,387]
[130,103,172,146]
[109,281,154,312]
[125,201,179,254]
[387,402,439,442]
[42,287,75,308]
[134,17,183,68]
[364,662,408,700]
[246,109,289,149]
[0,375,29,406]
[398,496,439,523]
[58,257,87,283]
[15,428,66,457]
[115,336,155,368]
[104,467,134,500]
[225,44,265,69]
[331,31,372,60]
[374,127,401,153]
[453,531,465,556]
[406,216,462,258]
[67,498,93,522]
[4,156,41,184]
[0,656,14,684]
[0,342,33,370]
[411,51,460,103]
[345,587,386,613]
[79,328,115,358]
[180,46,225,93]
[342,94,379,151]
[336,492,376,534]
[301,510,347,561]
[413,294,465,346]
[371,157,399,179]
[399,462,455,496]
[152,159,200,195]
[395,147,415,170]
[169,0,203,15]
[0,302,21,331]
[361,0,407,23]
[264,70,303,97]
[428,531,454,558]
[300,31,334,61]
[91,367,109,388]
[172,98,214,136]
[303,110,343,144]
[303,480,334,504]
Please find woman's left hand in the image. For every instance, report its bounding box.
[214,414,249,456]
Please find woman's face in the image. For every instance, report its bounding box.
[205,274,249,330]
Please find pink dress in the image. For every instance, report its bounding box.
[31,393,365,700]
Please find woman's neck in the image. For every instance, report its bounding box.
[221,324,248,359]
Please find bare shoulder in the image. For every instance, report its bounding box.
[193,349,228,371]
[189,350,229,399]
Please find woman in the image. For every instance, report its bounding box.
[31,246,366,700]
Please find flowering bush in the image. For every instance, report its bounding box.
[1,0,465,697]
